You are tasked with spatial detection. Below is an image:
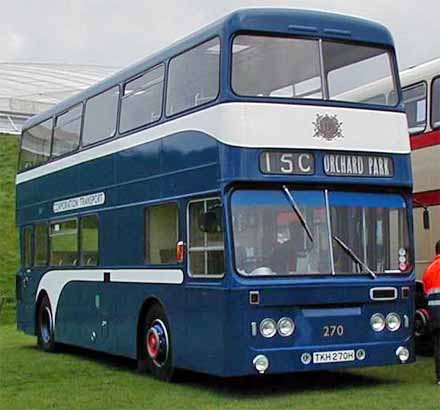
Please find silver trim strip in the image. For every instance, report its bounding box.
[370,287,398,301]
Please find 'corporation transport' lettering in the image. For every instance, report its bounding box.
[53,192,106,213]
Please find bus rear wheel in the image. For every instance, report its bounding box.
[138,304,175,381]
[37,295,56,352]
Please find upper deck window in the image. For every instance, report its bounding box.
[324,41,398,106]
[120,64,165,133]
[52,104,82,157]
[82,86,120,146]
[231,35,398,108]
[166,37,220,116]
[402,82,427,135]
[19,118,53,171]
[432,77,440,129]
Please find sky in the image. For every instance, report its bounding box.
[2,0,439,71]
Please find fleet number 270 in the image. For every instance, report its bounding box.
[322,325,344,337]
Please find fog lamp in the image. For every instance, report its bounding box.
[396,346,410,363]
[253,354,269,374]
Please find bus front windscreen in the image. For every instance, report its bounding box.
[231,35,398,107]
[231,190,410,276]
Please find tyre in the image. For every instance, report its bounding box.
[138,304,175,381]
[37,295,56,352]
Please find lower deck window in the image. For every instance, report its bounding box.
[50,220,78,266]
[188,198,224,276]
[23,226,33,268]
[34,223,48,266]
[80,215,99,266]
[145,203,178,264]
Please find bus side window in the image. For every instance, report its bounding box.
[80,215,99,266]
[188,198,224,277]
[120,64,165,134]
[19,118,53,171]
[402,82,427,135]
[432,77,440,129]
[34,223,49,267]
[52,104,82,158]
[23,226,33,268]
[145,203,179,264]
[82,86,120,146]
[50,220,78,266]
[166,37,220,117]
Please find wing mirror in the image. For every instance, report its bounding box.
[423,208,430,230]
[199,205,223,234]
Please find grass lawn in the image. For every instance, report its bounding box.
[0,135,19,305]
[1,134,439,409]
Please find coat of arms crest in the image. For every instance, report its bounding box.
[313,114,343,141]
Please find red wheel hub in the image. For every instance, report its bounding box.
[147,330,159,358]
[145,319,168,367]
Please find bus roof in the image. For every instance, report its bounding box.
[400,57,440,87]
[24,8,395,130]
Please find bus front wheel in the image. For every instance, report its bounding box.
[37,295,56,352]
[138,304,175,381]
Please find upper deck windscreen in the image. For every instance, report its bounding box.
[232,35,398,107]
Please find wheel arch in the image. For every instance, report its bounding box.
[35,289,49,336]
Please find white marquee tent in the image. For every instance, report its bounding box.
[0,63,117,135]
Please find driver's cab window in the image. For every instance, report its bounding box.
[231,190,330,276]
[188,198,224,276]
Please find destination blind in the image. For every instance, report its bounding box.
[260,151,394,178]
[323,154,394,177]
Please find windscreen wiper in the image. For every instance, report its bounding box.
[333,235,377,279]
[282,185,313,243]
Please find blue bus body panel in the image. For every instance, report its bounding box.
[16,132,414,377]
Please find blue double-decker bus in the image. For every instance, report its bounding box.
[16,9,415,381]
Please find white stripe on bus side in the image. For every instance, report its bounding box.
[36,269,184,326]
[16,102,410,185]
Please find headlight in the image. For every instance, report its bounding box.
[277,317,295,337]
[260,318,277,338]
[370,313,386,332]
[386,313,401,332]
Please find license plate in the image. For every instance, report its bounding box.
[313,350,355,364]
